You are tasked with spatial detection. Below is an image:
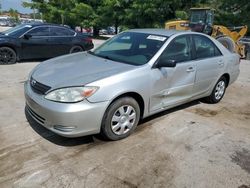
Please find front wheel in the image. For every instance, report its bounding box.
[101,97,140,140]
[204,76,227,104]
[0,47,17,65]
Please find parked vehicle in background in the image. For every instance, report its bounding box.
[99,29,108,35]
[20,18,43,24]
[0,16,18,27]
[0,16,9,26]
[25,29,240,140]
[6,20,15,27]
[0,23,94,64]
[107,27,115,35]
[75,26,93,35]
[99,27,119,35]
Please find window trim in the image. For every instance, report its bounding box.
[192,34,223,60]
[19,25,77,38]
[20,26,51,38]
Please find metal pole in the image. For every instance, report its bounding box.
[0,0,2,14]
[33,8,35,20]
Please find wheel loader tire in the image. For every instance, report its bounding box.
[217,36,235,53]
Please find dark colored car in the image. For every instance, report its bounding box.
[0,23,94,64]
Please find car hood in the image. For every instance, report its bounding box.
[32,52,136,88]
[0,34,11,39]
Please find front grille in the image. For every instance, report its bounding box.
[30,77,51,95]
[26,105,46,125]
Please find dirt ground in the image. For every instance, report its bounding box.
[0,55,250,188]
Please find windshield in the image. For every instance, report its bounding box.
[190,10,206,24]
[2,24,32,37]
[91,32,167,66]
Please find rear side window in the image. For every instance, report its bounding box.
[160,35,192,63]
[193,35,222,59]
[50,27,75,36]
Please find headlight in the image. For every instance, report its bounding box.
[45,86,98,103]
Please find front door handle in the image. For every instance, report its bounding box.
[186,66,195,72]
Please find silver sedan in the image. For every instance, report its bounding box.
[25,29,240,140]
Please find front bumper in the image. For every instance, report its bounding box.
[24,81,109,137]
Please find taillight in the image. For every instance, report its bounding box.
[84,37,92,43]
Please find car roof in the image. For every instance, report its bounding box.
[128,29,187,37]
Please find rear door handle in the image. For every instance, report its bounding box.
[186,66,195,72]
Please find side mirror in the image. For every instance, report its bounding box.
[24,34,32,40]
[156,59,177,68]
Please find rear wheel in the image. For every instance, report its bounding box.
[0,47,17,65]
[101,97,140,141]
[69,45,83,54]
[204,76,227,104]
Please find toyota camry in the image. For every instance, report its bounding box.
[25,29,240,140]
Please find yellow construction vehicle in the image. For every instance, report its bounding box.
[165,8,248,58]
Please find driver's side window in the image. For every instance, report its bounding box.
[27,27,50,37]
[160,36,192,63]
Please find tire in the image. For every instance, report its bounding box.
[69,45,83,54]
[101,97,140,141]
[0,47,17,65]
[204,76,227,104]
[217,36,235,53]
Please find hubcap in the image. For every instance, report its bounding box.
[111,105,136,135]
[0,48,15,64]
[215,81,225,100]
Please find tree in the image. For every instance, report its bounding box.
[23,0,98,34]
[9,8,19,22]
[215,0,250,29]
[121,0,183,28]
[175,10,188,20]
[98,0,127,34]
[76,0,104,36]
[24,0,250,36]
[23,0,76,24]
[22,0,45,19]
[72,3,96,28]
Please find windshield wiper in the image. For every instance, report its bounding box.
[99,54,113,60]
